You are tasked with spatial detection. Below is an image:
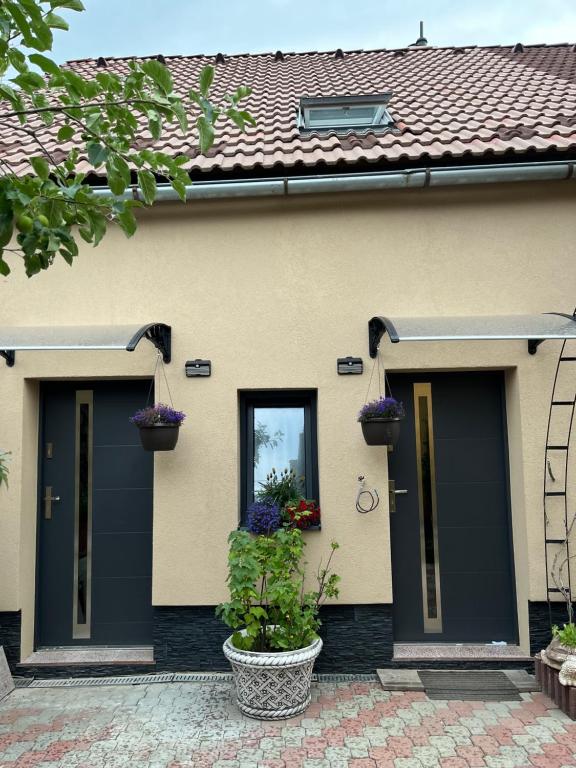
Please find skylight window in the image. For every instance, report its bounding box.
[298,94,393,132]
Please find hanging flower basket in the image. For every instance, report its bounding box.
[130,404,186,452]
[358,396,405,446]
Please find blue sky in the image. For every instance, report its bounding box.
[51,0,576,62]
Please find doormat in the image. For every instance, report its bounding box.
[418,670,522,701]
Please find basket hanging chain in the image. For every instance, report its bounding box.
[364,353,378,406]
[159,352,175,408]
[365,349,394,404]
[146,351,161,407]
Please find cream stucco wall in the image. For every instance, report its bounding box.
[1,179,575,658]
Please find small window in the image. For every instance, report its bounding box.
[239,390,319,523]
[298,94,393,132]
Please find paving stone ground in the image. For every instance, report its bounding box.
[0,681,575,767]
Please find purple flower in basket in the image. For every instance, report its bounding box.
[130,403,186,428]
[247,499,282,535]
[358,396,405,423]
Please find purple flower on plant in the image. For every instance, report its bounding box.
[358,396,405,422]
[247,499,282,535]
[130,403,186,427]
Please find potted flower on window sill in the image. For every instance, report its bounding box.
[358,396,405,446]
[130,403,186,451]
[259,468,321,530]
[216,500,339,720]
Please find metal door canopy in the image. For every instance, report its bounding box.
[368,313,576,358]
[0,323,171,367]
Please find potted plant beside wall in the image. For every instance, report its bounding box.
[358,396,405,446]
[537,622,576,719]
[216,500,339,720]
[130,403,186,451]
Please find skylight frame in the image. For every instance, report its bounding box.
[298,93,394,133]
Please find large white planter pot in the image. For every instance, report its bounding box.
[0,646,14,701]
[542,637,575,670]
[223,634,322,720]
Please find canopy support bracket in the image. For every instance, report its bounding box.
[126,323,172,364]
[1,350,14,367]
[528,339,544,355]
[369,316,399,358]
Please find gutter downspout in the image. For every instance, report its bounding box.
[91,160,576,202]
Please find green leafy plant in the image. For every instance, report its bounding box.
[257,467,302,510]
[0,450,10,488]
[216,526,339,653]
[552,623,576,648]
[0,0,255,277]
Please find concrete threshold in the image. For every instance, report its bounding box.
[393,643,532,662]
[377,668,539,692]
[19,646,154,666]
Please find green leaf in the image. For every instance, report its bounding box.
[59,248,74,265]
[57,124,74,141]
[8,48,28,74]
[106,163,125,196]
[199,65,214,97]
[29,53,61,76]
[232,85,252,102]
[147,110,162,140]
[116,206,137,237]
[12,71,45,91]
[170,178,187,203]
[110,154,131,187]
[170,102,188,133]
[140,59,173,95]
[0,258,10,276]
[6,3,33,42]
[196,116,215,154]
[30,156,49,181]
[0,211,13,249]
[86,210,106,245]
[137,169,156,205]
[45,11,68,30]
[87,142,108,168]
[50,0,85,10]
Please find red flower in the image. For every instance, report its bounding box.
[286,499,321,529]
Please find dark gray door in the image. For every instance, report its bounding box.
[37,381,153,646]
[388,372,517,643]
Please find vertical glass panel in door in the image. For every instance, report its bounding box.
[414,383,442,633]
[253,407,305,493]
[73,391,93,639]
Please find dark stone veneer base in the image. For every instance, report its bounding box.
[0,610,21,673]
[529,600,575,657]
[1,602,559,677]
[153,604,394,674]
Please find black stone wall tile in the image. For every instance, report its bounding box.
[316,604,394,672]
[529,600,575,657]
[0,611,21,673]
[154,604,394,674]
[153,606,230,671]
[16,663,156,679]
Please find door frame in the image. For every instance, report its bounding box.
[387,368,519,644]
[33,377,153,650]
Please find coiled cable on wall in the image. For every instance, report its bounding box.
[356,475,380,514]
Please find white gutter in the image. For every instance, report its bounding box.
[91,160,576,202]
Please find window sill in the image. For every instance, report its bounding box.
[237,524,322,532]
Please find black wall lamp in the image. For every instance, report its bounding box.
[337,357,363,375]
[185,359,211,377]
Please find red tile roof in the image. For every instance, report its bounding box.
[3,43,576,177]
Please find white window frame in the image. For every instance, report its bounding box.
[298,94,393,132]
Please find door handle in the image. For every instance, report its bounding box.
[44,486,61,520]
[388,481,408,513]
